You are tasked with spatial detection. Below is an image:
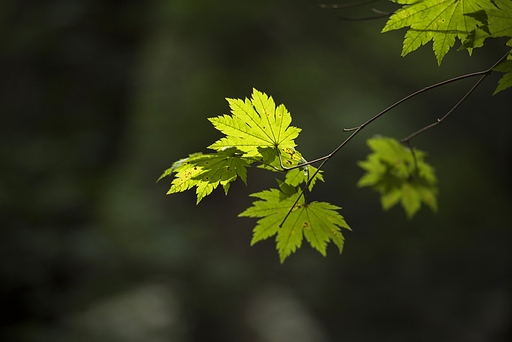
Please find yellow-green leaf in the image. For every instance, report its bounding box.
[383,0,497,64]
[208,89,301,158]
[239,183,351,263]
[160,148,252,204]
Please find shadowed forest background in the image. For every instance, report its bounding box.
[1,0,511,341]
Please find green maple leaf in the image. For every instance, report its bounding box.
[357,136,438,219]
[239,181,351,263]
[383,0,497,64]
[158,147,252,204]
[493,59,512,94]
[208,88,301,159]
[460,0,512,50]
[489,0,512,39]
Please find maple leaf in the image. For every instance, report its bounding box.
[493,59,512,94]
[489,0,512,39]
[239,181,351,263]
[207,88,301,159]
[383,0,497,64]
[460,0,512,50]
[357,137,438,219]
[158,147,252,204]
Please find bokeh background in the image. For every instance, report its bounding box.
[1,1,511,341]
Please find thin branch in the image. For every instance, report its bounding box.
[342,70,493,131]
[400,75,487,143]
[280,50,511,173]
[401,49,511,143]
[337,13,390,21]
[278,49,511,228]
[371,8,390,15]
[279,129,360,227]
[319,0,382,9]
[281,71,484,172]
[320,1,390,20]
[277,147,287,170]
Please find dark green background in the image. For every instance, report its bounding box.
[1,1,510,341]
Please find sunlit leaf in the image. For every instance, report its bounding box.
[461,0,512,50]
[208,88,301,158]
[239,183,351,263]
[159,147,252,204]
[383,0,498,64]
[493,59,512,94]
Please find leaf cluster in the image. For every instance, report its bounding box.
[159,89,348,262]
[160,2,510,264]
[358,136,438,219]
[383,0,512,93]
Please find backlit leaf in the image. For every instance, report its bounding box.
[493,59,512,94]
[208,88,301,158]
[239,183,351,263]
[160,147,252,204]
[460,0,512,49]
[382,0,497,64]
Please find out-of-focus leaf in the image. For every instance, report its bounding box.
[358,136,438,219]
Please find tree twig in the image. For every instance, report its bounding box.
[281,48,511,172]
[401,49,511,143]
[278,48,511,228]
[320,1,390,21]
[337,13,390,21]
[319,0,382,9]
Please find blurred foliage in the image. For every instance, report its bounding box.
[1,0,510,341]
[357,136,438,219]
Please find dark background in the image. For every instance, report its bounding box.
[1,1,511,341]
